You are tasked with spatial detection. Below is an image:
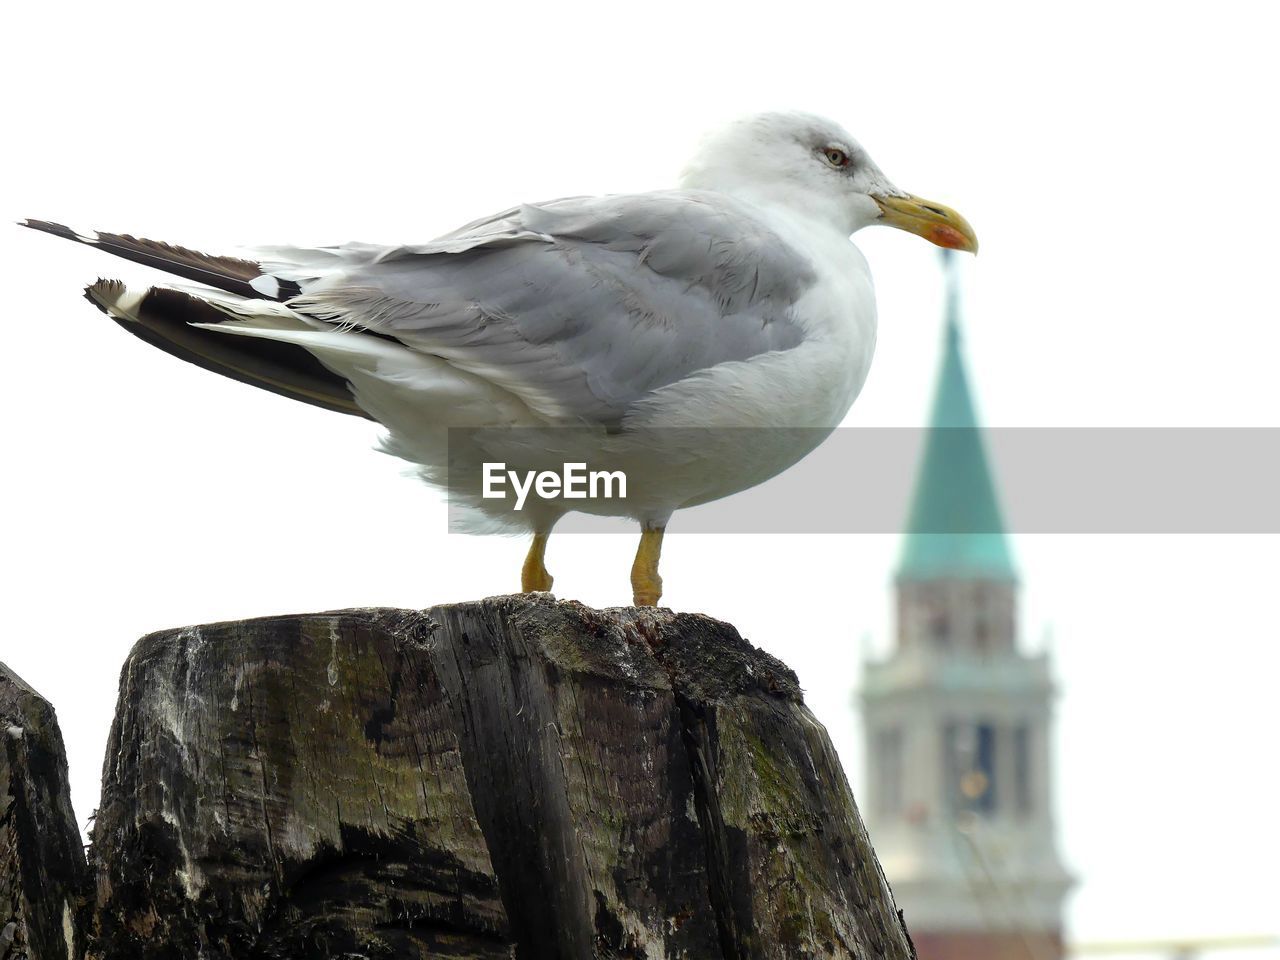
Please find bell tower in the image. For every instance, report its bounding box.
[861,254,1072,960]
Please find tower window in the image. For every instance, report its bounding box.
[929,613,951,648]
[945,721,998,816]
[1014,724,1032,816]
[875,727,904,816]
[974,619,990,652]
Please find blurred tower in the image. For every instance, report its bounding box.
[861,254,1072,960]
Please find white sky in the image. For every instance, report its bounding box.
[3,1,1278,952]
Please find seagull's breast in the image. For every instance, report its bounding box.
[592,207,878,514]
[784,222,880,419]
[633,205,878,432]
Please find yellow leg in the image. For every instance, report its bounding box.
[630,525,665,607]
[521,532,554,593]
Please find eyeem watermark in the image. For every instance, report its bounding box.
[448,427,1280,533]
[482,462,628,511]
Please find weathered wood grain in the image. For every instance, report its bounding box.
[1,661,89,960]
[88,596,914,959]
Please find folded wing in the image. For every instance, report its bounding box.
[27,191,817,429]
[288,190,817,426]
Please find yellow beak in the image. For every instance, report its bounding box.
[873,194,979,253]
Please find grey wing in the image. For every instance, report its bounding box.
[289,190,818,426]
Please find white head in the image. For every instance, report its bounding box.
[681,111,977,251]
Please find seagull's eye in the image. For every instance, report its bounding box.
[822,147,851,169]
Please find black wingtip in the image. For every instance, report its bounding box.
[19,219,87,241]
[82,288,110,315]
[82,279,120,316]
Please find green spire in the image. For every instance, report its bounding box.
[896,252,1016,582]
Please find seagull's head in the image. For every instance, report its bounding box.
[681,111,977,252]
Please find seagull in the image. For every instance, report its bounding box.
[23,111,976,606]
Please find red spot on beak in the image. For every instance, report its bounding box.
[929,224,969,249]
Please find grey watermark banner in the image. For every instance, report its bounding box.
[445,427,1280,533]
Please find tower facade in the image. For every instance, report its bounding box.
[861,259,1072,960]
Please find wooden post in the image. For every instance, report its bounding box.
[1,661,89,960]
[76,595,916,958]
